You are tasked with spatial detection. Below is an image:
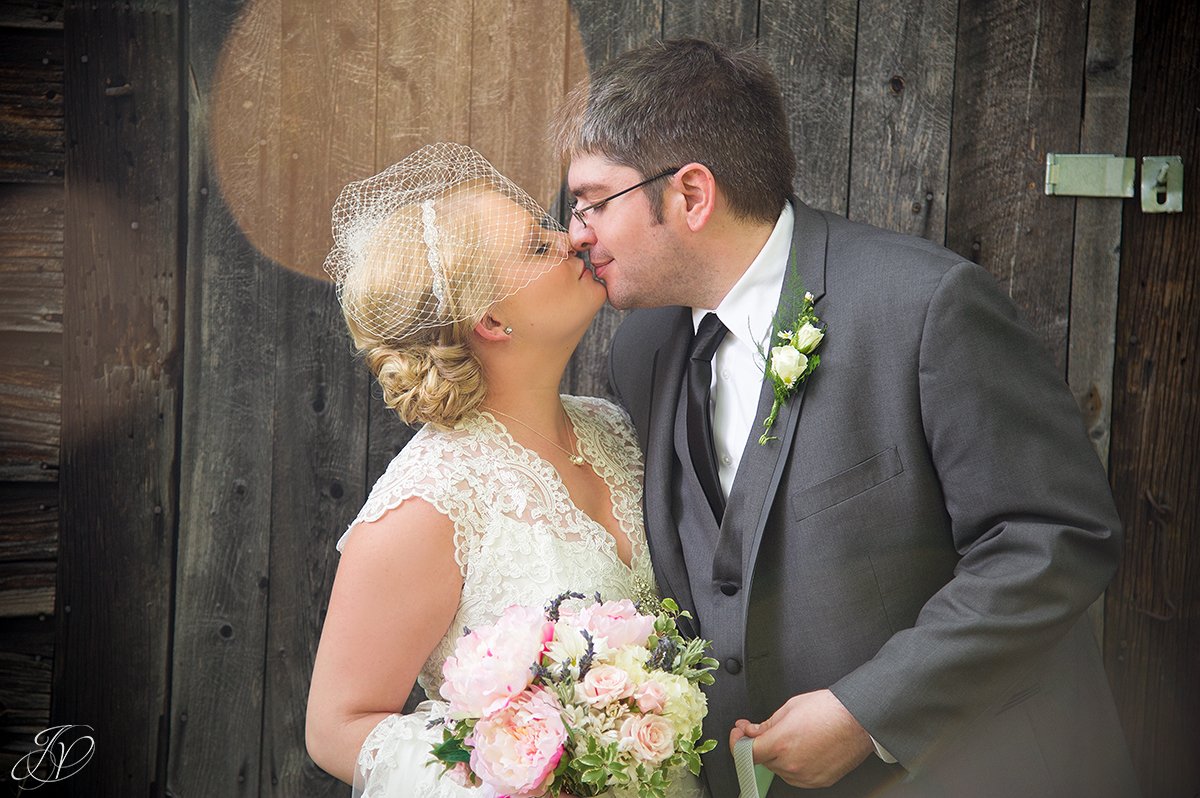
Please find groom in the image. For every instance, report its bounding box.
[554,39,1138,797]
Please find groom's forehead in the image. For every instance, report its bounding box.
[567,155,634,198]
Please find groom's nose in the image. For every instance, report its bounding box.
[568,215,595,251]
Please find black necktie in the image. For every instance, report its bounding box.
[688,313,729,523]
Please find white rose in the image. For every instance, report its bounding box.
[618,713,676,764]
[793,322,824,354]
[769,345,807,387]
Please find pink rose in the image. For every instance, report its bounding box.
[633,680,667,714]
[578,664,635,707]
[619,713,676,764]
[441,604,554,718]
[467,687,566,798]
[575,599,657,651]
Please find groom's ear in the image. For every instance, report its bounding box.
[675,163,716,232]
[474,313,511,342]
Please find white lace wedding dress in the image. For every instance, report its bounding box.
[335,395,707,798]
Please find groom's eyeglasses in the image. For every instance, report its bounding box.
[569,167,682,227]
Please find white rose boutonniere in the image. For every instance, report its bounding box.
[758,288,824,444]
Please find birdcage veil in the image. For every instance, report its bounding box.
[324,142,569,342]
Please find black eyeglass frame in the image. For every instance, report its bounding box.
[570,167,683,227]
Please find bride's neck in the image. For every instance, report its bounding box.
[479,380,568,432]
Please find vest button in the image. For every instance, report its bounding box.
[720,582,739,596]
[724,657,742,674]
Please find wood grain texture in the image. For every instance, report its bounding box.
[261,1,376,793]
[470,0,568,210]
[663,0,757,41]
[562,0,663,398]
[1105,1,1200,794]
[0,615,55,777]
[946,0,1088,370]
[758,0,858,215]
[0,560,54,617]
[0,332,60,481]
[375,0,471,167]
[1067,0,1135,468]
[56,3,181,796]
[170,0,278,794]
[0,0,63,29]
[0,483,57,561]
[849,0,955,242]
[0,27,63,181]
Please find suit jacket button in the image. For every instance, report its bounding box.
[720,582,739,596]
[725,657,742,674]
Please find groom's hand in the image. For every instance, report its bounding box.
[729,689,873,789]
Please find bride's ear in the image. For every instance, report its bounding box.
[473,313,512,342]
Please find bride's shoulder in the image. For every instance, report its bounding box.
[563,394,631,426]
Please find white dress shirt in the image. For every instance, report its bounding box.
[689,202,897,765]
[691,202,793,498]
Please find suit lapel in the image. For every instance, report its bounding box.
[640,307,699,628]
[720,203,829,587]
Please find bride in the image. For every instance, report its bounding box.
[305,143,707,798]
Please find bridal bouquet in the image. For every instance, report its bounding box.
[430,593,718,798]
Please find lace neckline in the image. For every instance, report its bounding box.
[471,398,639,572]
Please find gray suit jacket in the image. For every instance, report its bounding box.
[609,203,1138,797]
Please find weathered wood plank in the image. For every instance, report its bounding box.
[0,560,53,618]
[0,482,57,561]
[758,0,858,216]
[261,1,376,793]
[0,332,60,481]
[169,0,277,795]
[1106,2,1200,795]
[56,3,181,796]
[0,614,55,778]
[663,0,757,40]
[0,0,63,30]
[848,0,955,242]
[946,0,1088,370]
[0,183,63,272]
[470,0,568,210]
[1067,0,1136,467]
[0,28,63,181]
[562,0,663,399]
[1069,0,1136,649]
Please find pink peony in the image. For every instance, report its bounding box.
[441,604,554,718]
[633,680,668,714]
[467,687,567,798]
[578,664,635,707]
[619,713,676,764]
[574,599,657,651]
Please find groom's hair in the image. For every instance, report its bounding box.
[551,38,795,224]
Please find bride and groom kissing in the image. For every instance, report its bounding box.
[306,38,1138,798]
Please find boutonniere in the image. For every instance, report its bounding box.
[757,286,824,444]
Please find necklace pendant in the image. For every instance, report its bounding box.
[570,454,585,466]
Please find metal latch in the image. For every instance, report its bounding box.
[1045,154,1134,198]
[1045,153,1183,213]
[1141,156,1183,213]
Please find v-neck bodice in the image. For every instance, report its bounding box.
[337,394,658,698]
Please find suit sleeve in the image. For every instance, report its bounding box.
[829,260,1122,767]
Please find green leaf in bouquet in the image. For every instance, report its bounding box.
[695,738,717,755]
[431,733,471,764]
[661,597,680,613]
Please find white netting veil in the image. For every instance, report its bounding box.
[324,142,570,342]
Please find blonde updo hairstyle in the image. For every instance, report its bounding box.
[338,185,503,429]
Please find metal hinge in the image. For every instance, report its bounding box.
[1044,153,1183,213]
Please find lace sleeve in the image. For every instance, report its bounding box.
[335,426,491,577]
[351,703,478,798]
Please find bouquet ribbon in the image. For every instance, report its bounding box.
[733,737,774,798]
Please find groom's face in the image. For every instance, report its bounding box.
[566,154,690,310]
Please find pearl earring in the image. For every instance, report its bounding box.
[503,326,513,335]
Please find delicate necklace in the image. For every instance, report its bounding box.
[480,405,588,467]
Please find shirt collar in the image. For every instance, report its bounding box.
[692,202,794,348]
